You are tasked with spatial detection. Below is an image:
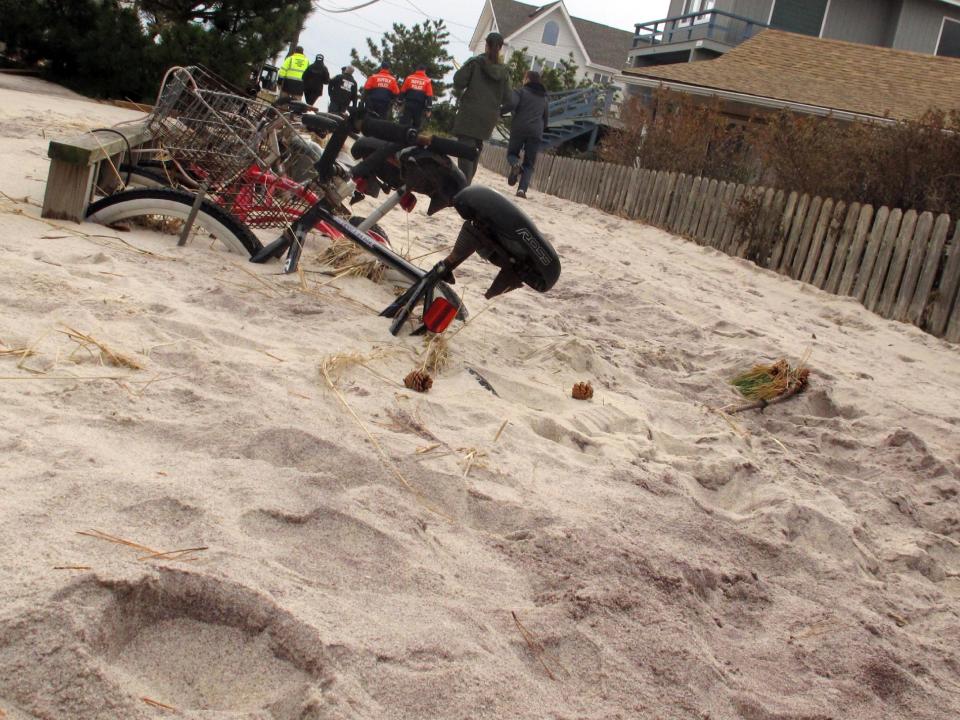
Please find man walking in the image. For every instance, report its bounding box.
[507,71,549,199]
[302,54,330,106]
[328,66,359,114]
[362,62,400,119]
[278,46,310,100]
[452,32,512,183]
[399,65,434,130]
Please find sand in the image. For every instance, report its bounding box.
[0,79,959,720]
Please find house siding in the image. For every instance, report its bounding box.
[893,0,960,53]
[506,8,589,70]
[821,0,900,46]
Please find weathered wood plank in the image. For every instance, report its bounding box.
[778,193,811,274]
[823,202,862,294]
[811,201,847,289]
[640,171,661,222]
[686,177,710,237]
[666,174,689,231]
[691,179,716,242]
[767,191,798,269]
[851,206,892,300]
[48,121,153,166]
[678,177,701,235]
[905,214,951,325]
[41,159,97,222]
[626,169,647,219]
[864,208,907,310]
[800,198,835,283]
[615,164,632,213]
[789,196,824,279]
[702,181,728,247]
[713,182,739,250]
[947,296,960,343]
[884,211,932,320]
[837,205,876,297]
[656,172,678,226]
[652,171,672,225]
[929,222,960,337]
[719,184,746,254]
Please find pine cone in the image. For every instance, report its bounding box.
[404,369,434,393]
[572,381,594,400]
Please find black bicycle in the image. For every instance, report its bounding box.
[253,111,562,335]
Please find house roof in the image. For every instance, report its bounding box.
[489,0,634,70]
[623,30,960,121]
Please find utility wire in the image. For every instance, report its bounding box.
[313,0,384,12]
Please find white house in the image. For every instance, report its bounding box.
[467,0,634,89]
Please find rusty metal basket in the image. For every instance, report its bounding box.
[144,66,324,229]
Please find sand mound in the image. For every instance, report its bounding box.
[1,80,959,718]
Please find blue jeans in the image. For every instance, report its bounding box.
[507,135,540,192]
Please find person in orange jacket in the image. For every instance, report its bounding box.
[399,65,434,130]
[362,62,400,118]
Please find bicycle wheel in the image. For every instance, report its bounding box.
[85,188,262,257]
[116,164,169,189]
[348,215,389,245]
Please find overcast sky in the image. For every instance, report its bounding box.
[301,0,671,75]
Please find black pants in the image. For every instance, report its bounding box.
[400,105,426,130]
[304,86,323,105]
[456,136,483,184]
[328,99,351,114]
[507,135,541,192]
[280,78,303,99]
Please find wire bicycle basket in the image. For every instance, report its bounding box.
[145,66,325,229]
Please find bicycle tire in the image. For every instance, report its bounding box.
[348,215,389,245]
[85,188,262,257]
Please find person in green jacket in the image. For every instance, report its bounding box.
[278,46,310,100]
[452,32,512,183]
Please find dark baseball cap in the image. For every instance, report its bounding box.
[486,32,504,47]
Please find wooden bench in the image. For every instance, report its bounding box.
[41,121,153,222]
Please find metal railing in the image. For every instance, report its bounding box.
[633,9,768,50]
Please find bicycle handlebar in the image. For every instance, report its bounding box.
[360,118,479,162]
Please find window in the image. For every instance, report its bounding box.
[677,0,716,28]
[542,20,559,46]
[768,0,829,37]
[938,17,960,59]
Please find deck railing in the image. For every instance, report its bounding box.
[633,10,769,49]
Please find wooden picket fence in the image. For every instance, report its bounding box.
[480,145,960,343]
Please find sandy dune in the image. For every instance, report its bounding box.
[1,83,959,720]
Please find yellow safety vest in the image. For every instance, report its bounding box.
[279,53,309,81]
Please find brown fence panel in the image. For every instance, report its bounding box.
[844,205,899,301]
[655,172,678,226]
[691,179,716,242]
[867,209,915,314]
[800,198,835,283]
[837,205,876,296]
[778,194,811,274]
[666,174,689,231]
[880,210,926,318]
[715,182,742,250]
[789,196,824,279]
[678,177,702,235]
[767,191,798,269]
[823,202,861,293]
[859,208,902,305]
[651,171,670,225]
[929,222,960,337]
[704,181,730,247]
[905,214,951,325]
[719,184,746,253]
[811,201,847,289]
[626,169,648,219]
[687,178,711,237]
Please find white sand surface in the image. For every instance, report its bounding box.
[1,81,960,720]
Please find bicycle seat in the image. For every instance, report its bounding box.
[285,100,315,114]
[302,113,341,135]
[452,186,561,297]
[351,136,391,160]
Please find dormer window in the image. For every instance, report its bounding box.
[542,20,559,46]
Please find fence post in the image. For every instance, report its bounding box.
[713,182,739,249]
[879,209,923,318]
[905,214,951,326]
[789,196,823,279]
[719,185,746,253]
[800,198,835,283]
[866,209,914,313]
[777,194,810,274]
[767,191,798,269]
[856,207,900,304]
[811,201,847,289]
[823,202,861,294]
[928,221,960,337]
